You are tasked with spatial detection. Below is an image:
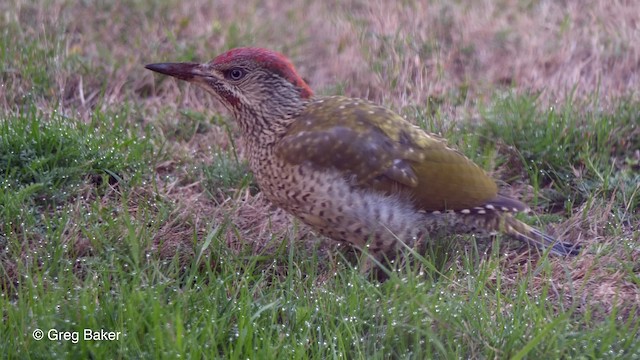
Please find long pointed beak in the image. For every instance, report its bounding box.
[145,62,203,81]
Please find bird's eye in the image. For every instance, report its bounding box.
[227,68,246,81]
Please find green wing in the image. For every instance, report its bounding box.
[276,96,499,211]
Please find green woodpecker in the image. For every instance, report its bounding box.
[146,47,579,264]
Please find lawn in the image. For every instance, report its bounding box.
[1,0,638,358]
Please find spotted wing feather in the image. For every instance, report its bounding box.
[277,96,501,211]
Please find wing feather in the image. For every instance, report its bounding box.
[276,96,500,211]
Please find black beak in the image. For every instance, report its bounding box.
[145,62,201,81]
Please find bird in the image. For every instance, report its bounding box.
[145,47,580,267]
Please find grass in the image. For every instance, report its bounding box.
[3,224,639,358]
[1,0,639,358]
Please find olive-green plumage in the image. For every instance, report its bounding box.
[278,96,499,211]
[146,47,579,262]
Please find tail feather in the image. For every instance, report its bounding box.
[453,195,581,256]
[503,216,580,256]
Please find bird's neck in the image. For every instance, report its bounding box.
[234,97,312,146]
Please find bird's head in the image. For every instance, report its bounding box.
[146,48,313,135]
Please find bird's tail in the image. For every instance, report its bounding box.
[501,215,580,256]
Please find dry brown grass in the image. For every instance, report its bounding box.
[4,0,639,113]
[2,0,638,319]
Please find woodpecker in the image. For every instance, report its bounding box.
[146,47,579,264]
